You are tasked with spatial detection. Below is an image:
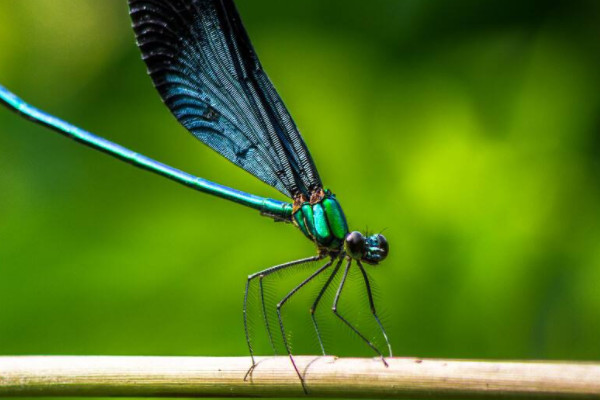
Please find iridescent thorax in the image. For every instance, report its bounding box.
[292,189,349,251]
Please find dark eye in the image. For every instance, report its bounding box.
[344,231,366,259]
[377,234,389,259]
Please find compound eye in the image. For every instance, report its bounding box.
[377,234,389,259]
[345,231,366,259]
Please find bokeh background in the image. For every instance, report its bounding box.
[1,0,599,398]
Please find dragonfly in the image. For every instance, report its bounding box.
[0,0,391,392]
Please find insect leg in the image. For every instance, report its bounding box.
[357,260,393,359]
[243,254,323,378]
[332,259,388,366]
[258,275,277,354]
[309,257,343,355]
[276,258,334,393]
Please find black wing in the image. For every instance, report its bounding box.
[129,0,322,199]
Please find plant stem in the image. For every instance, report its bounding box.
[1,356,599,398]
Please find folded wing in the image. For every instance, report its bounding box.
[129,0,322,199]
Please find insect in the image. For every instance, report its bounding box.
[0,0,391,392]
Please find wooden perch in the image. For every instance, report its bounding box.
[0,356,599,398]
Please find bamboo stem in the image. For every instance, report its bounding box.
[0,356,599,398]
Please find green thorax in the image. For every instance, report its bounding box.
[292,189,349,250]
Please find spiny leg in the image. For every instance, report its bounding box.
[258,276,277,354]
[276,258,334,394]
[243,254,323,380]
[310,257,343,355]
[357,260,393,358]
[332,260,388,366]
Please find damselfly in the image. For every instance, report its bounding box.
[0,0,391,392]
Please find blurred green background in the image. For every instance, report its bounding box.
[1,0,600,397]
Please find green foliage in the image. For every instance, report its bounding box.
[0,3,599,399]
